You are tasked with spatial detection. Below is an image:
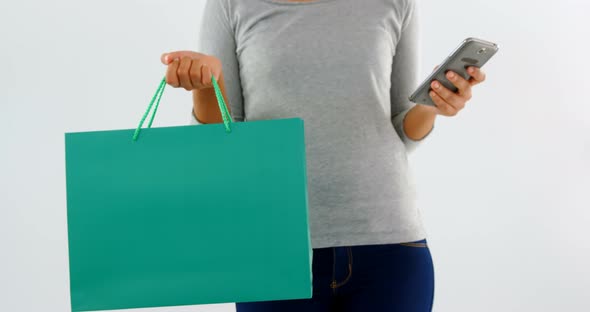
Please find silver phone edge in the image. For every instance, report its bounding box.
[408,37,499,104]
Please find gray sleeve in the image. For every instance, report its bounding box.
[390,0,433,153]
[191,0,244,125]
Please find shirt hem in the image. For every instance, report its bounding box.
[311,229,428,249]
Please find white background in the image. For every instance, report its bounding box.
[1,0,589,311]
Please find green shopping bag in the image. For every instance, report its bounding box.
[65,77,312,312]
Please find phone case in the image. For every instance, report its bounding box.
[409,37,499,106]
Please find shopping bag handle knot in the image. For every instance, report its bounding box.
[132,76,233,141]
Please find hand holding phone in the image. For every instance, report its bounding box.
[409,37,499,107]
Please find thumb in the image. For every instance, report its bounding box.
[161,51,199,65]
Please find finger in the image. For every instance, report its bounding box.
[430,90,458,116]
[446,70,472,99]
[431,80,465,111]
[467,66,486,86]
[178,56,194,90]
[165,58,180,87]
[189,59,204,89]
[201,64,212,88]
[161,50,200,65]
[209,58,222,81]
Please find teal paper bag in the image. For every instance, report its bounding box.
[65,78,312,312]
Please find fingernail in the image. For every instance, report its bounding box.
[468,67,474,73]
[447,72,454,79]
[432,81,439,89]
[430,91,436,97]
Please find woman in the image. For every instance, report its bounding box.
[160,0,486,311]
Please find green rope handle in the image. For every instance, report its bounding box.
[211,76,233,132]
[132,77,166,141]
[132,75,233,141]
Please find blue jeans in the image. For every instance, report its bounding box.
[236,239,435,311]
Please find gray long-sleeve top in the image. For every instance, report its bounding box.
[191,0,433,249]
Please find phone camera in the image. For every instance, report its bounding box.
[477,48,487,54]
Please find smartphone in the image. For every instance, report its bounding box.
[409,37,499,106]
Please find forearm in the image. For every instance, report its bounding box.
[403,104,437,141]
[192,72,231,124]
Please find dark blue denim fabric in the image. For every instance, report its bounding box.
[236,239,435,311]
